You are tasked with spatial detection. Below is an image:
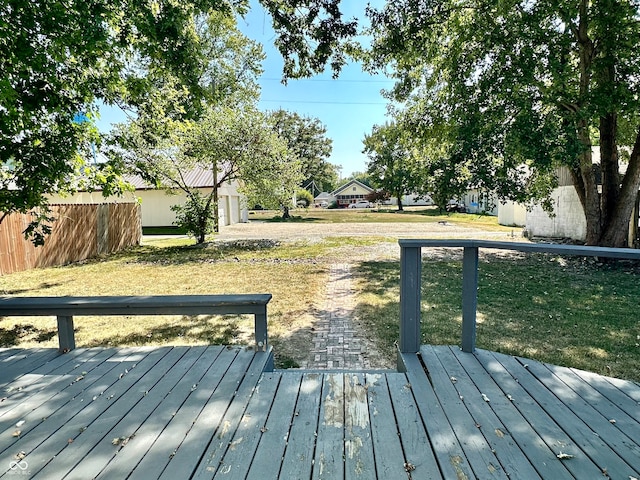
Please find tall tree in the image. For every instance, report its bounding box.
[268,109,337,193]
[115,102,297,243]
[364,0,640,247]
[0,0,251,240]
[363,122,417,211]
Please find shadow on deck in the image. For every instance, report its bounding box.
[1,344,638,479]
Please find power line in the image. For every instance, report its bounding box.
[261,77,394,84]
[261,99,387,105]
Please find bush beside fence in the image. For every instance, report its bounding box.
[0,203,141,275]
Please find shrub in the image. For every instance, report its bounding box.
[295,188,314,208]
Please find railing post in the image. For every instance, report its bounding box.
[254,309,268,352]
[461,247,479,352]
[57,315,75,352]
[400,245,422,354]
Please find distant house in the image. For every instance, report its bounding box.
[382,193,433,207]
[331,180,375,208]
[313,191,334,207]
[48,167,247,229]
[462,189,498,215]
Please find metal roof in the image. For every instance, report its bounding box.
[124,167,216,190]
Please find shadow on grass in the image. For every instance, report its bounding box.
[353,252,640,381]
[125,239,282,266]
[82,315,242,348]
[0,324,58,347]
[1,281,65,295]
[263,215,322,223]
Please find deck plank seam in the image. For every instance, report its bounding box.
[420,346,509,480]
[0,347,177,479]
[491,351,633,478]
[452,348,574,480]
[402,353,475,479]
[189,349,273,479]
[29,346,196,479]
[95,345,226,480]
[443,347,547,479]
[514,356,640,475]
[148,348,250,480]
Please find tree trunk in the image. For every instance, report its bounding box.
[213,162,219,233]
[600,112,620,233]
[575,0,601,245]
[577,132,601,245]
[396,191,404,211]
[600,125,640,247]
[282,205,291,219]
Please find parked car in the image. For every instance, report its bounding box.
[445,200,466,213]
[348,200,374,208]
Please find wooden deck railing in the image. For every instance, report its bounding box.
[0,294,272,353]
[399,239,640,354]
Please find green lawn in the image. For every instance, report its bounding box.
[353,252,640,381]
[248,207,514,231]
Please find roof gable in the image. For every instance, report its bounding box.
[331,179,374,196]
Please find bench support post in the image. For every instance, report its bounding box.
[254,310,268,352]
[57,315,76,352]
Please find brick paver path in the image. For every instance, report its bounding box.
[302,263,371,369]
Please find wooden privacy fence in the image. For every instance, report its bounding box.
[0,203,141,275]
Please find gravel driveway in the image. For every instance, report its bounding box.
[216,220,516,242]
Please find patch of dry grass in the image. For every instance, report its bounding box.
[0,239,339,367]
[249,207,514,232]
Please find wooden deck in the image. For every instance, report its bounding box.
[0,345,638,479]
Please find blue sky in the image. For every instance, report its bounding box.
[237,1,393,179]
[97,1,392,179]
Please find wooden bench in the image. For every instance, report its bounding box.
[0,294,272,353]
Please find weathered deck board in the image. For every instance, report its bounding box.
[514,355,640,474]
[364,373,407,479]
[277,372,322,479]
[0,348,60,387]
[474,349,639,479]
[246,372,302,478]
[427,346,543,479]
[401,353,477,479]
[385,373,443,479]
[451,348,573,480]
[124,346,239,480]
[344,373,375,480]
[0,345,638,479]
[312,372,345,479]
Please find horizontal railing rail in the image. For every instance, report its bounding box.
[399,239,640,354]
[0,294,272,353]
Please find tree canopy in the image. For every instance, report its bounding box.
[0,0,333,240]
[268,109,337,194]
[0,0,253,238]
[258,0,640,246]
[364,0,640,246]
[363,122,416,211]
